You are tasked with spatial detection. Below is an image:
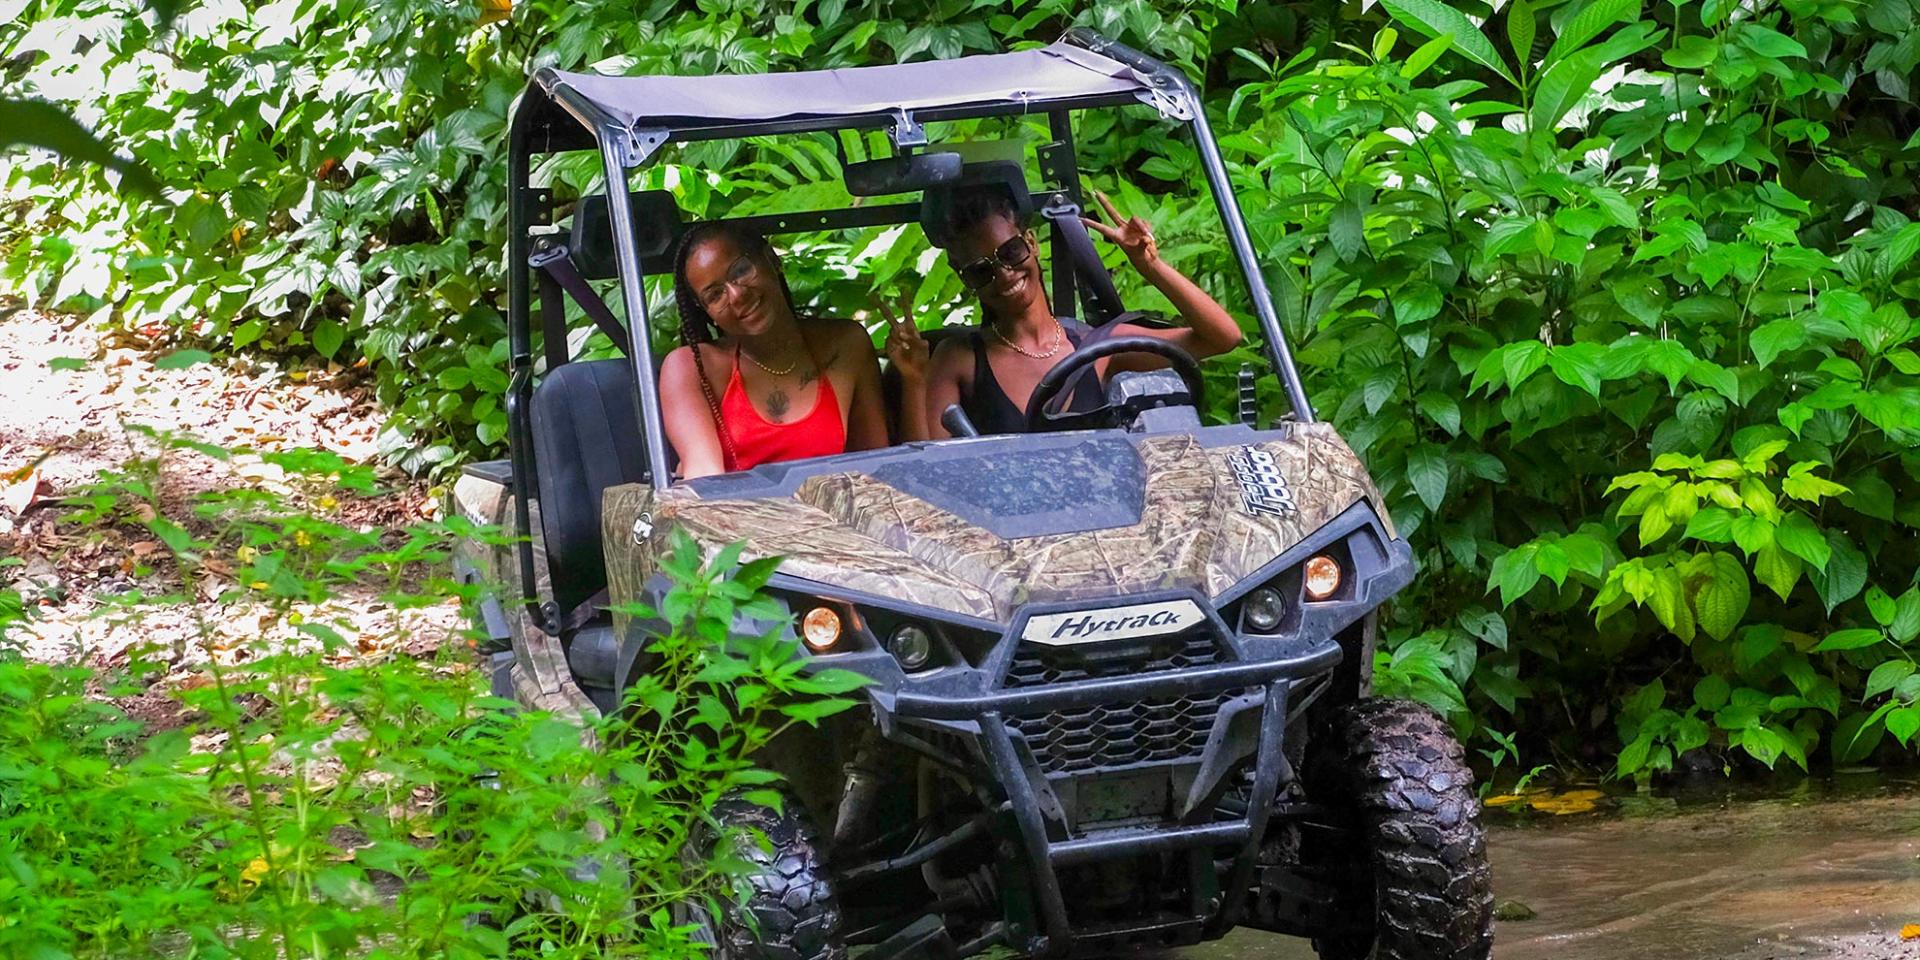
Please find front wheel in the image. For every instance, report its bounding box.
[674,792,843,960]
[1305,698,1493,960]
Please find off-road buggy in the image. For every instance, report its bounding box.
[450,28,1493,960]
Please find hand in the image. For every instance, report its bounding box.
[876,292,930,383]
[1082,189,1160,269]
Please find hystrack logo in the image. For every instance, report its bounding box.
[1228,446,1298,518]
[1021,600,1206,647]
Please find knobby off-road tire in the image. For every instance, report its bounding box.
[677,793,844,960]
[1307,698,1493,960]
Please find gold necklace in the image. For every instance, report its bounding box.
[989,319,1064,359]
[739,348,801,377]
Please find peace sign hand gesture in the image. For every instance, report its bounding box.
[1081,189,1160,270]
[876,292,930,384]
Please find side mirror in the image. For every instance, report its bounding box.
[845,152,964,197]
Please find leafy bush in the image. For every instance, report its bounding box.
[6,0,1919,780]
[0,430,856,958]
[1212,0,1920,779]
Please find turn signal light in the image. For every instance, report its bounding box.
[1304,555,1343,601]
[801,606,843,652]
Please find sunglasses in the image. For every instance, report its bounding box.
[953,235,1033,290]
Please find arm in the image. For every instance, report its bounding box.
[840,321,891,452]
[920,339,970,440]
[879,296,932,442]
[657,346,728,479]
[1084,190,1244,365]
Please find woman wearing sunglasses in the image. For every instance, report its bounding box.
[884,185,1242,439]
[659,223,890,478]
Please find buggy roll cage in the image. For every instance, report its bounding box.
[501,32,1316,632]
[507,28,1313,476]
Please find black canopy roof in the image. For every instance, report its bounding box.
[519,41,1159,153]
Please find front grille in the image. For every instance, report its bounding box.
[1004,630,1221,687]
[1008,688,1241,775]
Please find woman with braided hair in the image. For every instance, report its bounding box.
[658,223,890,478]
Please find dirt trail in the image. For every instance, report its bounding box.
[0,304,461,699]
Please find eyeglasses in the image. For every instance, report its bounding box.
[953,235,1033,290]
[698,255,761,309]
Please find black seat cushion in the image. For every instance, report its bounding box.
[530,359,648,617]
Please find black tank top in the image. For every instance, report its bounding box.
[961,319,1103,435]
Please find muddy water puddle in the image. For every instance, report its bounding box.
[1179,777,1920,959]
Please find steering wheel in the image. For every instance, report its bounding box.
[1025,335,1206,433]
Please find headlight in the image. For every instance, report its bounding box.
[888,623,933,670]
[801,606,843,652]
[1242,587,1285,633]
[1304,554,1343,601]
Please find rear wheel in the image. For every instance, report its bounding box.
[1305,698,1492,960]
[675,792,844,960]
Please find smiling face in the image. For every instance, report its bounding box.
[683,232,789,338]
[947,212,1042,319]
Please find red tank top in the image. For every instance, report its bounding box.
[719,349,846,471]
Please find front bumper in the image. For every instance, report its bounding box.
[845,500,1416,956]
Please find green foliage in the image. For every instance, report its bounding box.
[0,431,853,957]
[7,0,1919,780]
[1273,0,1920,778]
[0,0,1238,470]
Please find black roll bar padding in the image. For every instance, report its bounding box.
[568,189,685,279]
[505,101,555,635]
[1060,27,1317,424]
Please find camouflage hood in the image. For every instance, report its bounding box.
[604,422,1389,625]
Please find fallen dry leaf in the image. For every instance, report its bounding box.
[130,540,162,557]
[1901,924,1920,941]
[1528,789,1607,816]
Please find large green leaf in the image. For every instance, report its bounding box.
[1328,196,1366,262]
[1813,628,1885,652]
[1530,48,1606,134]
[1380,0,1520,84]
[1507,0,1537,70]
[1692,552,1750,642]
[1810,532,1868,614]
[1406,443,1450,512]
[1544,0,1640,67]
